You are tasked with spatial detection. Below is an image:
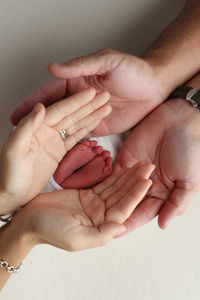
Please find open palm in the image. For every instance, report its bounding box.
[0,88,111,214]
[21,163,153,251]
[114,97,200,232]
[11,49,165,136]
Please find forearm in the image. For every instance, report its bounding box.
[0,215,35,290]
[143,0,200,97]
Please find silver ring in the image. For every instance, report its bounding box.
[59,129,67,141]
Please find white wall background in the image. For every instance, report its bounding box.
[1,0,200,300]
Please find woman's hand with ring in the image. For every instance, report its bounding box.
[0,88,111,214]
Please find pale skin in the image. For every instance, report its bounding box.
[0,89,154,290]
[114,73,200,232]
[0,87,112,214]
[10,0,200,229]
[0,163,154,290]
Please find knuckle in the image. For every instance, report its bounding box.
[70,56,84,66]
[66,126,75,135]
[53,102,65,118]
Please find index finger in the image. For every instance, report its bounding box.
[11,78,66,125]
[105,179,152,224]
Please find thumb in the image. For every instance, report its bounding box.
[48,49,122,79]
[158,187,196,229]
[74,223,126,250]
[5,103,46,158]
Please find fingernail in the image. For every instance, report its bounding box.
[33,103,41,115]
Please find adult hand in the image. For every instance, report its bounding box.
[114,74,200,232]
[18,163,154,251]
[0,88,111,214]
[11,49,167,135]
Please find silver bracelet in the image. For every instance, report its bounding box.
[0,208,21,225]
[0,257,22,274]
[0,214,13,224]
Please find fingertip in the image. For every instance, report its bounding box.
[86,86,96,98]
[158,210,172,229]
[150,163,156,172]
[142,178,153,187]
[48,62,67,78]
[10,112,17,126]
[33,103,46,130]
[47,62,55,74]
[104,103,112,115]
[100,90,110,100]
[158,218,168,230]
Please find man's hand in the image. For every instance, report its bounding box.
[18,163,153,251]
[0,88,111,214]
[10,0,200,135]
[114,75,200,232]
[11,49,167,135]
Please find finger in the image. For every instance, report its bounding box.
[67,223,126,251]
[112,161,123,174]
[11,78,66,126]
[106,163,155,209]
[158,187,196,229]
[106,179,152,224]
[64,120,100,152]
[5,103,45,158]
[63,103,112,135]
[48,49,122,79]
[93,163,142,196]
[53,90,110,131]
[101,163,154,201]
[115,196,164,238]
[92,169,127,195]
[45,87,96,126]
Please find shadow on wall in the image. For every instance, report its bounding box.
[0,0,186,145]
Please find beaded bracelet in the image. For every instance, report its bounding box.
[0,257,22,274]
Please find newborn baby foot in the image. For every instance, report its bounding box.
[61,150,112,189]
[53,140,112,189]
[54,140,103,184]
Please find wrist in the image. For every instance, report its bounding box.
[142,52,182,100]
[0,213,37,290]
[0,190,12,215]
[0,189,20,216]
[141,8,200,99]
[0,213,37,263]
[165,97,200,123]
